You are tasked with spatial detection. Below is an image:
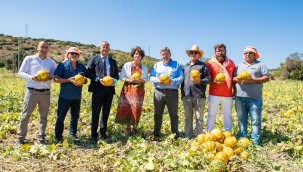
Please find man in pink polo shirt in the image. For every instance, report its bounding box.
[206,43,236,132]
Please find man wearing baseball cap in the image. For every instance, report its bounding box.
[53,47,87,143]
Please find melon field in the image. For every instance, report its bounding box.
[0,76,302,171]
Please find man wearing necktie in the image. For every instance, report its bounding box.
[87,41,119,144]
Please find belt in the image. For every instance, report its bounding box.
[27,87,50,92]
[156,88,178,92]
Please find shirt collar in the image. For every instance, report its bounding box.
[35,53,49,60]
[244,60,259,65]
[101,55,108,59]
[162,59,172,66]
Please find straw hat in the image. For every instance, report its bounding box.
[186,45,204,58]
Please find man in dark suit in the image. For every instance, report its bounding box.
[87,41,119,144]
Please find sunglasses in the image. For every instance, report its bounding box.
[244,52,254,55]
[190,51,199,55]
[69,52,79,55]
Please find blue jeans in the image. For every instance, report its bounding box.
[55,97,81,140]
[235,97,263,144]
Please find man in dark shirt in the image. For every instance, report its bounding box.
[54,47,87,143]
[181,45,211,138]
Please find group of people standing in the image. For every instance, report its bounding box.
[16,40,269,146]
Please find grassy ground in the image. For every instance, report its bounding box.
[0,76,302,171]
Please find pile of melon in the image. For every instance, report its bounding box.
[188,128,251,169]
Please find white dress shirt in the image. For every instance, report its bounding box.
[18,54,57,89]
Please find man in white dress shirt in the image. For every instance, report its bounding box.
[17,41,56,145]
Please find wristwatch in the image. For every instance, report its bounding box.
[95,77,99,82]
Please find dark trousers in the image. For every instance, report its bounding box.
[55,97,81,140]
[153,89,179,136]
[91,88,114,138]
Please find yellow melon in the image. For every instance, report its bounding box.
[214,151,229,164]
[205,132,216,141]
[35,69,49,80]
[159,74,170,85]
[223,131,232,138]
[103,76,114,86]
[233,146,243,155]
[215,73,226,82]
[238,138,250,148]
[237,71,251,82]
[74,73,85,85]
[190,70,201,80]
[223,147,234,158]
[224,136,237,148]
[197,134,206,144]
[131,72,141,80]
[215,142,223,152]
[203,141,216,152]
[210,128,225,143]
[240,151,250,159]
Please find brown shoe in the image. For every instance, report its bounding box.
[125,128,132,136]
[131,128,138,135]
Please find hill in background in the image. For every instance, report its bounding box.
[0,33,159,71]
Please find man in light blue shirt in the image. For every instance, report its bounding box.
[150,47,184,140]
[17,41,56,145]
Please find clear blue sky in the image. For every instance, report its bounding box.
[0,0,302,69]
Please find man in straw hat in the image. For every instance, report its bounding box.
[206,43,236,132]
[233,46,269,145]
[54,47,87,143]
[181,45,210,138]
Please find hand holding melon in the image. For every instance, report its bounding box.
[34,69,51,81]
[237,71,251,83]
[102,76,114,86]
[158,74,171,86]
[73,72,86,86]
[190,70,201,84]
[214,73,226,84]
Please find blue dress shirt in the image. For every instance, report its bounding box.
[150,59,184,89]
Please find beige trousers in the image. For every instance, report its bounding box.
[17,88,50,141]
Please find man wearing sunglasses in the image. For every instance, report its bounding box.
[181,45,211,138]
[233,46,269,145]
[206,43,236,133]
[53,47,87,143]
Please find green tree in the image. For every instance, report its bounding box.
[279,52,303,80]
[5,49,27,73]
[200,57,211,63]
[115,52,132,69]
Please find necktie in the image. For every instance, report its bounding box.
[103,58,107,76]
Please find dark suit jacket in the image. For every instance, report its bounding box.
[87,55,119,94]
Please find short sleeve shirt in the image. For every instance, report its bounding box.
[234,60,269,100]
[54,61,87,100]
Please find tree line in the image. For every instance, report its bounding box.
[271,52,303,80]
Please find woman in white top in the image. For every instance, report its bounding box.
[115,46,148,136]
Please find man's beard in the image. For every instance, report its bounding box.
[70,56,77,61]
[216,54,226,62]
